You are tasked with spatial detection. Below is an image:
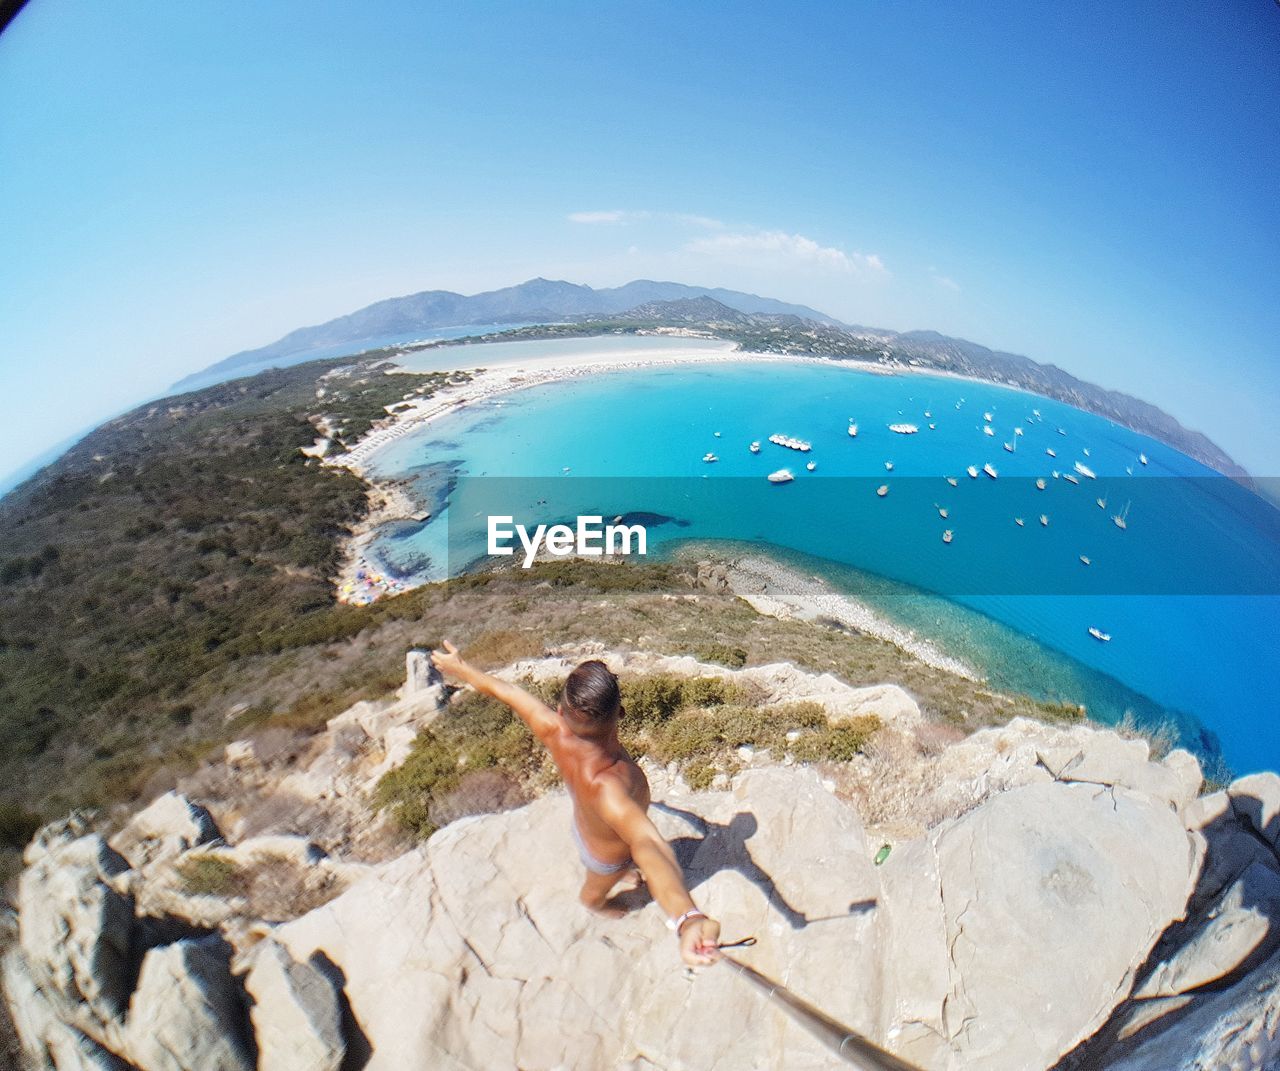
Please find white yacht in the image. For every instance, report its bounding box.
[1040,514,1049,526]
[877,484,889,497]
[806,461,816,471]
[768,468,794,484]
[1088,627,1112,643]
[1080,555,1092,566]
[1046,448,1057,457]
[847,423,859,437]
[983,425,996,436]
[1074,461,1097,479]
[885,461,894,471]
[1096,497,1107,510]
[1139,453,1149,465]
[946,476,959,486]
[889,423,919,434]
[983,463,998,479]
[702,453,718,463]
[769,433,812,452]
[983,412,994,422]
[1113,501,1131,530]
[967,465,979,478]
[1015,517,1025,527]
[1003,441,1015,453]
[1064,473,1080,485]
[1036,477,1047,490]
[942,529,954,544]
[749,441,761,453]
[938,506,949,519]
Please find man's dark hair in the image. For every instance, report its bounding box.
[561,660,622,725]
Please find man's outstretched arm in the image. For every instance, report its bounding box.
[596,779,721,965]
[430,640,558,741]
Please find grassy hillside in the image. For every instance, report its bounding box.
[0,357,465,820]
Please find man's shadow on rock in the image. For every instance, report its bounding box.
[606,803,877,928]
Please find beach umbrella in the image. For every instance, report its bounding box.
[718,953,921,1071]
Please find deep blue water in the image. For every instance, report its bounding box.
[369,354,1280,776]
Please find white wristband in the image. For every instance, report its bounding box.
[668,908,706,935]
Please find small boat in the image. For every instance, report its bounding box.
[768,469,795,484]
[928,423,936,430]
[1052,470,1061,479]
[1113,501,1131,530]
[1036,478,1047,490]
[806,461,816,471]
[1033,408,1042,417]
[983,412,994,422]
[1040,514,1049,526]
[1080,555,1092,566]
[1096,497,1106,509]
[967,465,979,478]
[889,423,919,434]
[983,426,996,436]
[1064,473,1080,485]
[749,441,761,453]
[938,507,949,519]
[1074,461,1097,479]
[848,423,859,437]
[1139,453,1149,465]
[769,433,812,452]
[1015,517,1025,527]
[1088,627,1111,643]
[1046,448,1057,457]
[946,476,959,486]
[925,410,932,418]
[714,431,721,438]
[983,463,998,479]
[1126,465,1134,475]
[1003,441,1015,453]
[885,461,894,471]
[1014,427,1024,437]
[877,484,889,497]
[1057,427,1067,436]
[942,529,954,544]
[702,453,719,463]
[1083,447,1090,456]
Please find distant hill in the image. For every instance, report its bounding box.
[172,277,1248,480]
[176,278,838,389]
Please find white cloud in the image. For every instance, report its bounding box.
[932,271,961,292]
[684,229,886,275]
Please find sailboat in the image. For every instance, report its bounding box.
[1003,439,1015,453]
[1096,497,1107,510]
[946,476,959,486]
[1113,501,1131,530]
[1015,517,1025,527]
[1046,448,1057,457]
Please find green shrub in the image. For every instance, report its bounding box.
[176,854,243,897]
[696,644,748,669]
[683,760,717,791]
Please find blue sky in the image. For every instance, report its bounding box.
[2,1,1278,485]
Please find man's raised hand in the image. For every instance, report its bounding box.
[430,640,467,680]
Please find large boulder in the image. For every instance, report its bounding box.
[110,792,221,868]
[877,780,1198,1071]
[245,941,345,1071]
[17,834,135,1027]
[123,936,254,1071]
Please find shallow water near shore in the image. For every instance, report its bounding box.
[367,351,1280,775]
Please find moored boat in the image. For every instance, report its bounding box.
[876,484,889,497]
[942,529,953,544]
[767,468,794,483]
[983,463,998,479]
[1088,626,1111,642]
[967,465,979,478]
[1074,461,1097,479]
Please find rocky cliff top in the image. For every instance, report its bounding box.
[4,652,1279,1071]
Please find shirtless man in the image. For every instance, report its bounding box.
[429,643,721,966]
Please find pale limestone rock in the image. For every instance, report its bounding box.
[224,740,258,769]
[1228,771,1280,849]
[245,941,344,1071]
[2,945,129,1071]
[18,835,134,1026]
[401,648,439,699]
[1134,859,1280,998]
[124,937,253,1071]
[110,791,220,867]
[878,780,1197,1071]
[1102,941,1280,1071]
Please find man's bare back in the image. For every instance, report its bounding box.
[429,642,720,965]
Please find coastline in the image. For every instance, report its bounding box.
[697,548,982,682]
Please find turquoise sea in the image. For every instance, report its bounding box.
[368,346,1280,777]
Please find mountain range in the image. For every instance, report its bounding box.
[175,278,1246,479]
